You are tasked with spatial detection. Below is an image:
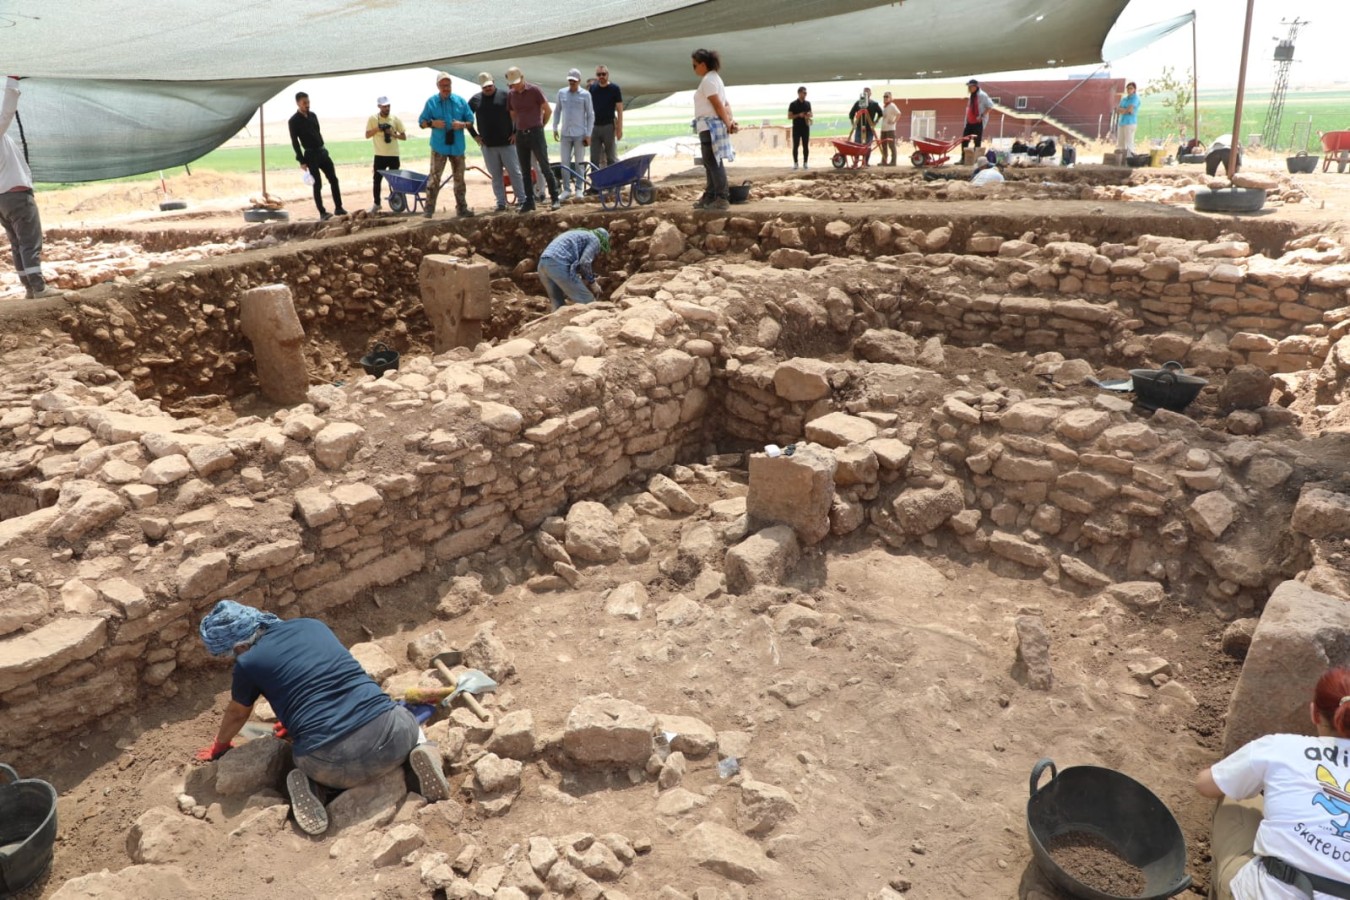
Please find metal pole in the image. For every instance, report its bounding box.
[259,105,267,199]
[1229,0,1255,177]
[1191,11,1200,140]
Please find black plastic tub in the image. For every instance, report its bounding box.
[1128,361,1207,412]
[1027,758,1191,900]
[359,342,400,377]
[0,764,58,896]
[1287,152,1318,174]
[729,181,752,204]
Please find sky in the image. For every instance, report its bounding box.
[268,0,1348,124]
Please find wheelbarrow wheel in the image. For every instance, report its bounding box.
[243,207,289,223]
[910,151,926,168]
[388,192,408,214]
[831,153,846,169]
[633,179,655,205]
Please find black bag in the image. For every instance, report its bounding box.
[1126,152,1151,167]
[1032,138,1057,158]
[1060,146,1077,165]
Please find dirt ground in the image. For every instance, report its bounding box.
[7,141,1350,899]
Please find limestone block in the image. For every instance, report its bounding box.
[1292,487,1350,539]
[988,532,1053,570]
[331,483,383,518]
[420,255,492,351]
[99,577,150,619]
[486,710,537,759]
[541,326,605,362]
[832,445,878,487]
[1187,491,1238,540]
[326,766,406,832]
[891,480,964,535]
[0,506,60,552]
[1223,581,1350,754]
[350,641,399,682]
[772,359,833,401]
[868,438,913,471]
[0,583,49,637]
[725,525,800,594]
[657,714,717,759]
[684,822,779,884]
[48,864,192,900]
[186,443,236,477]
[372,823,426,867]
[214,736,290,795]
[1013,616,1053,690]
[47,487,126,541]
[1054,409,1111,443]
[0,616,106,692]
[176,552,230,601]
[854,329,918,364]
[738,779,799,835]
[313,422,366,470]
[805,412,878,448]
[473,753,523,794]
[604,582,647,619]
[648,474,697,514]
[239,284,309,405]
[126,806,212,864]
[563,695,656,767]
[747,445,835,544]
[564,501,621,563]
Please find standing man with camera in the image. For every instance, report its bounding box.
[289,92,347,221]
[365,96,406,213]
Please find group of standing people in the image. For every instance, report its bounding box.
[290,65,626,220]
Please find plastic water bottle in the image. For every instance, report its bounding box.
[302,170,315,186]
[718,757,740,778]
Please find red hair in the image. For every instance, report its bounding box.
[1313,667,1350,738]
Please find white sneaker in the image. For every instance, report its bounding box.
[793,164,799,170]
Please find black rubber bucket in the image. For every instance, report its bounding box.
[0,764,58,896]
[359,342,400,377]
[1128,361,1207,412]
[1287,152,1318,174]
[729,181,752,204]
[1027,759,1191,900]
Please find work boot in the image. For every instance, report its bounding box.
[692,196,709,210]
[286,769,329,836]
[518,202,536,214]
[708,197,730,211]
[334,208,349,216]
[319,211,332,221]
[456,207,474,218]
[408,743,451,802]
[423,207,435,219]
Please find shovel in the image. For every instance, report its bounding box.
[430,651,496,721]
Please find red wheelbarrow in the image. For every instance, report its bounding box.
[910,135,965,168]
[830,137,876,169]
[1320,130,1350,173]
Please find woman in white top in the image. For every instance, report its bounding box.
[1198,666,1350,899]
[691,48,737,211]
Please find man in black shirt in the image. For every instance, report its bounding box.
[288,92,346,220]
[788,86,812,169]
[847,88,882,145]
[467,72,525,213]
[588,65,624,168]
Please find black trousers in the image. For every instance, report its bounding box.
[305,148,342,214]
[1205,148,1242,177]
[515,127,558,204]
[372,154,399,206]
[961,121,984,149]
[792,123,810,164]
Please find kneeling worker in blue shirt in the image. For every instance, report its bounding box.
[537,227,610,311]
[196,600,451,836]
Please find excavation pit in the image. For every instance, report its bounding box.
[3,162,1350,899]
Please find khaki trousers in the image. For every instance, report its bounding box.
[1210,795,1264,900]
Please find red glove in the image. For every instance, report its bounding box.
[194,741,232,761]
[272,721,289,740]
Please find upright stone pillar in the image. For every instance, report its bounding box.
[419,255,492,352]
[238,284,309,405]
[746,443,837,545]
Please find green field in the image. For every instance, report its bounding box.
[1130,88,1350,150]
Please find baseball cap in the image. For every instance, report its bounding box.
[435,71,451,85]
[974,156,994,171]
[477,71,494,87]
[505,66,524,85]
[967,78,979,86]
[376,96,389,106]
[567,68,581,82]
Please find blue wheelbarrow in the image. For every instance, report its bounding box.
[590,154,657,210]
[379,168,452,214]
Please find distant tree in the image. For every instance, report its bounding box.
[1142,66,1195,139]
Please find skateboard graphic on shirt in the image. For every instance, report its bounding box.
[1313,764,1350,837]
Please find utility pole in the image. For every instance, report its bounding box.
[1263,17,1306,151]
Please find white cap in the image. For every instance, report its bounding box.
[567,68,582,82]
[505,66,524,85]
[376,96,389,106]
[477,71,494,87]
[435,71,452,85]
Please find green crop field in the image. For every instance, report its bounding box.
[1132,88,1350,150]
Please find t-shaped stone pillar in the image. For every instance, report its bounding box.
[238,284,309,405]
[419,255,492,352]
[747,443,838,545]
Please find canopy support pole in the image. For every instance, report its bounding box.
[259,105,267,199]
[1229,0,1254,177]
[1191,12,1200,140]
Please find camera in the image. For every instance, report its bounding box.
[379,122,392,143]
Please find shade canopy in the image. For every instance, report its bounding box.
[0,0,1135,182]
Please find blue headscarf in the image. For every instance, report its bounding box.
[199,599,282,657]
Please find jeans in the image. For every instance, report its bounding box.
[304,147,342,214]
[481,144,523,208]
[294,705,418,790]
[426,151,467,213]
[559,136,587,191]
[792,124,810,166]
[515,127,558,205]
[698,130,728,202]
[0,190,46,293]
[372,154,399,206]
[590,123,618,168]
[537,256,595,310]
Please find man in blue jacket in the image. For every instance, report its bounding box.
[196,600,450,836]
[537,227,609,310]
[418,72,475,218]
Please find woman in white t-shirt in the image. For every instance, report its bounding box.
[691,48,737,211]
[1198,667,1350,899]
